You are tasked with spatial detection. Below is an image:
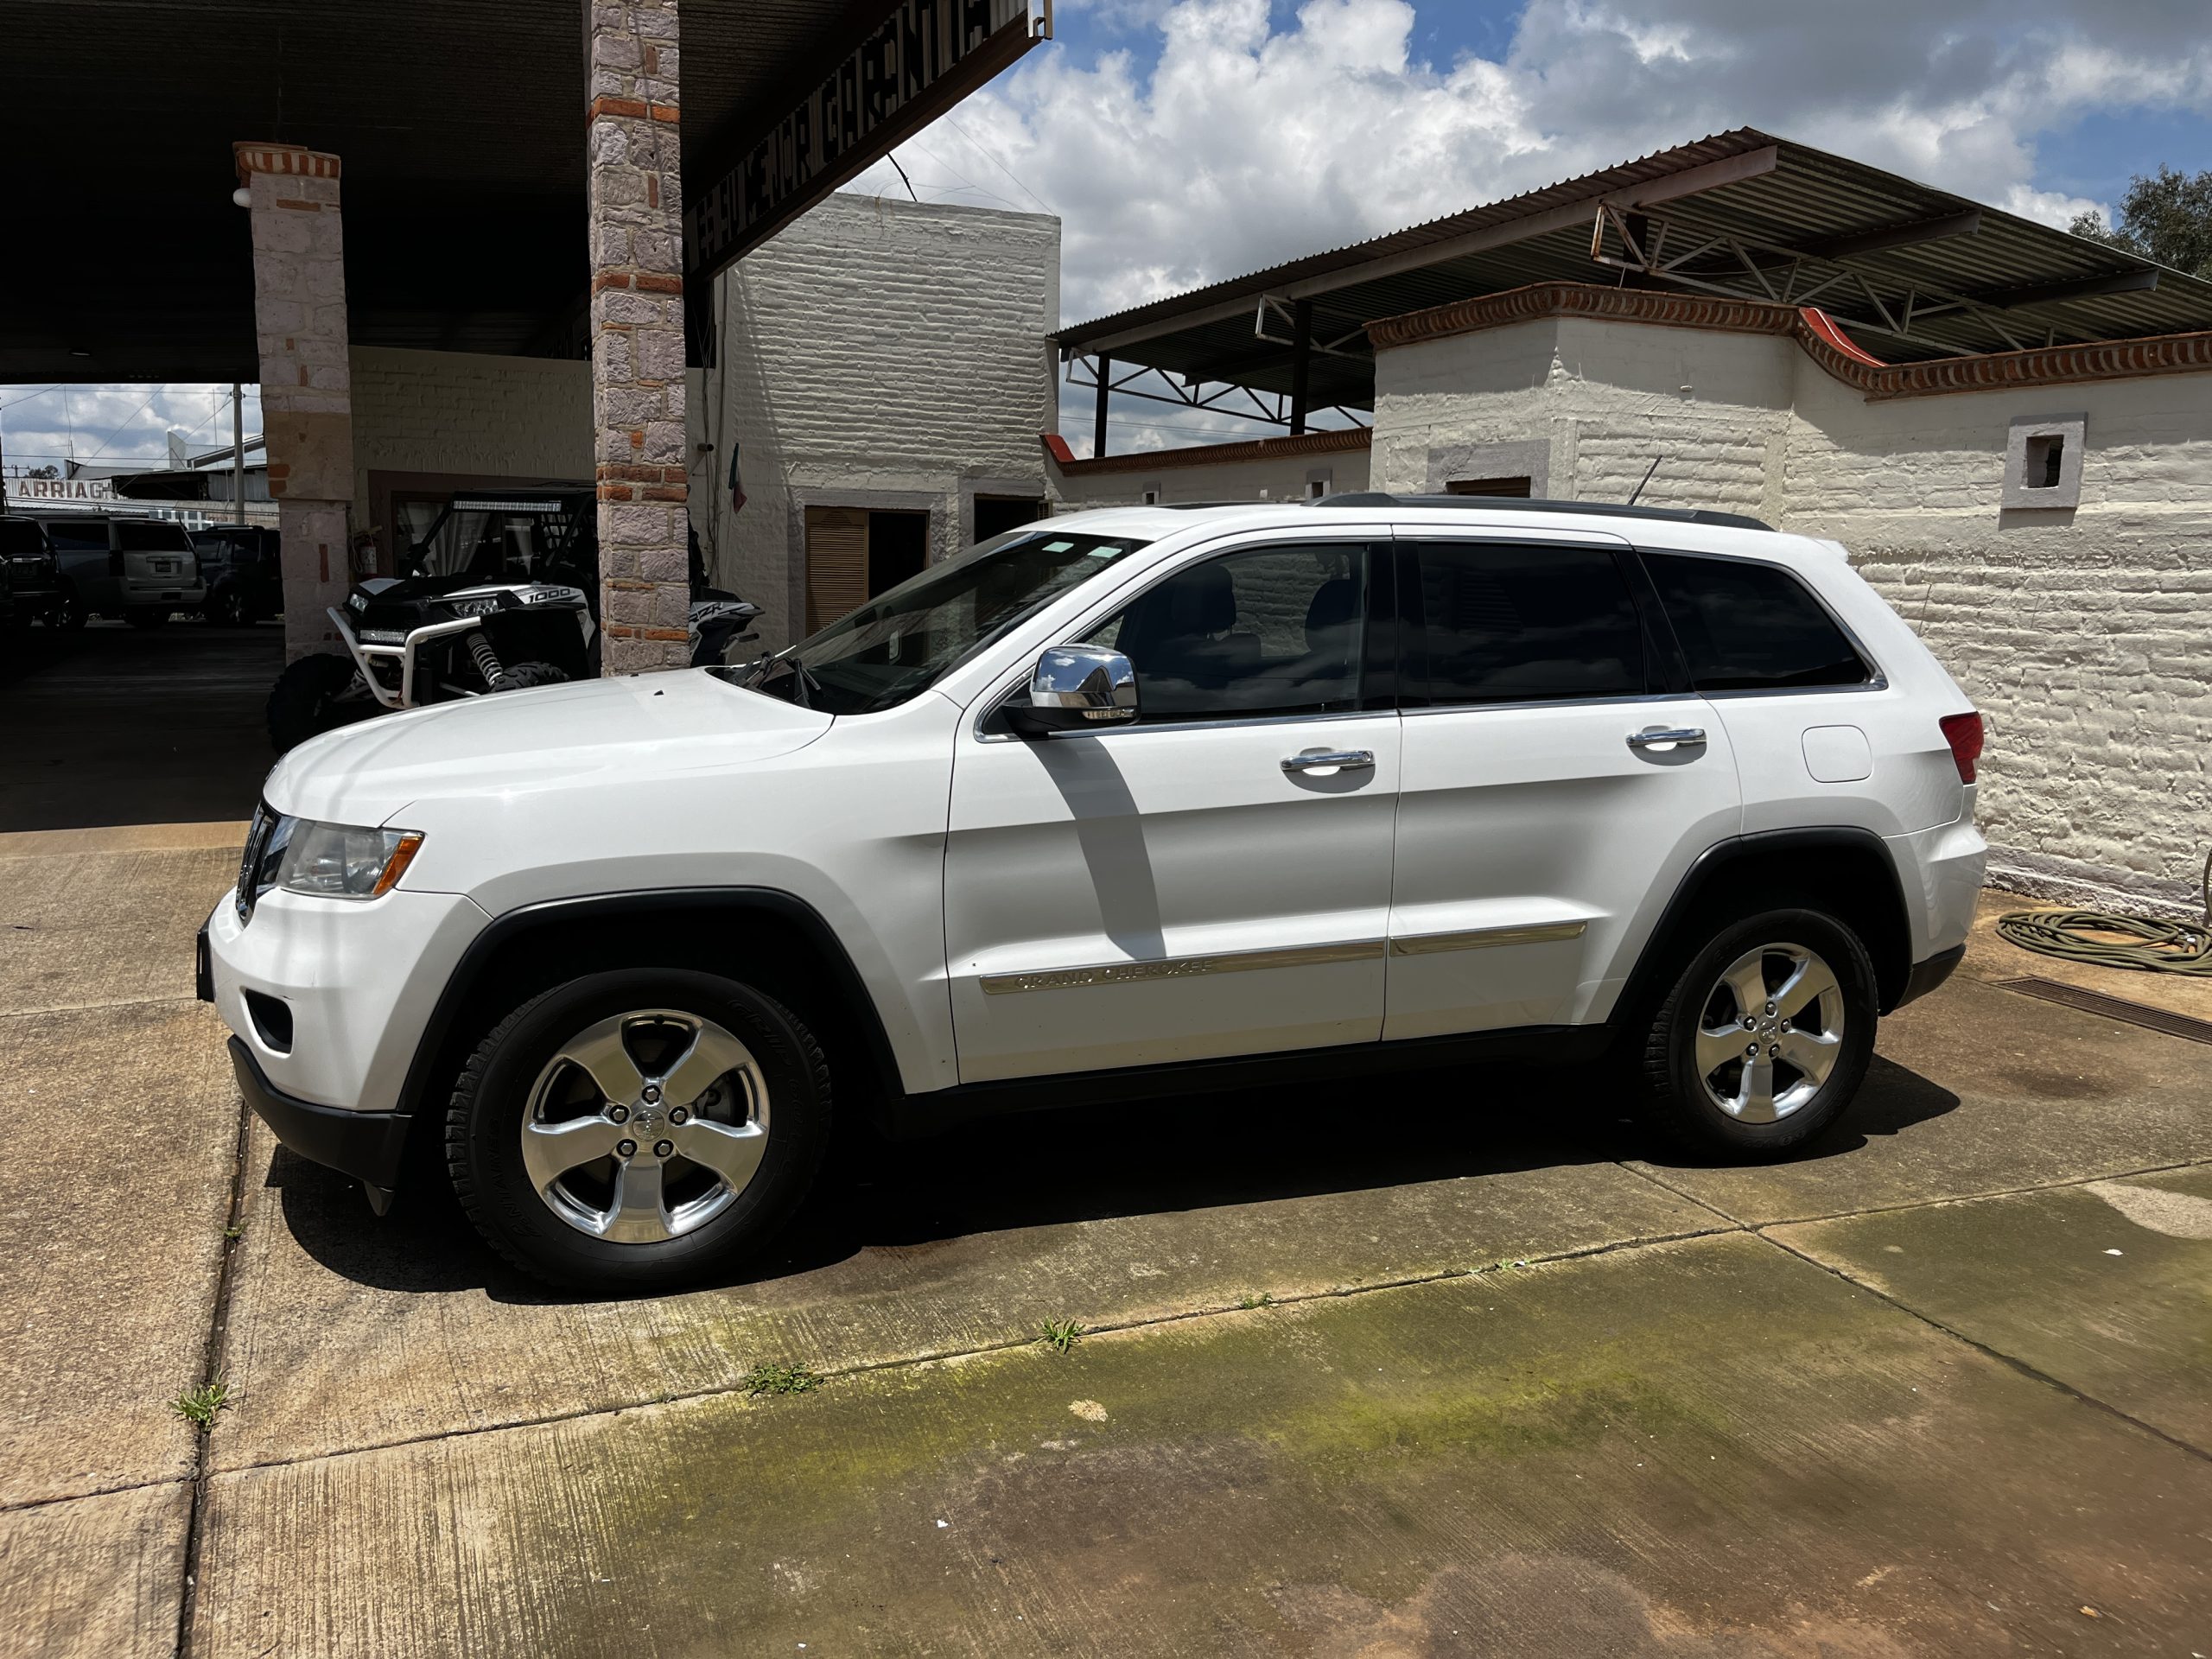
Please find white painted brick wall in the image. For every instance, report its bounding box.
[1052,446,1370,509]
[1369,315,2212,912]
[349,346,592,506]
[702,193,1058,646]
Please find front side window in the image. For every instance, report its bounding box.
[1078,543,1367,722]
[45,520,109,553]
[1643,551,1870,692]
[1408,542,1644,705]
[727,528,1151,715]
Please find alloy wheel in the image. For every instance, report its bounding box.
[1693,942,1846,1124]
[522,1008,770,1243]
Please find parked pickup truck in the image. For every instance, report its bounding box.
[42,513,207,627]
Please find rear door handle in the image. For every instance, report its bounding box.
[1626,727,1707,751]
[1282,748,1376,773]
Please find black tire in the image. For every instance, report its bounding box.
[124,607,170,629]
[447,969,832,1292]
[50,584,86,631]
[493,660,571,690]
[207,586,252,627]
[1637,907,1877,1160]
[267,652,365,753]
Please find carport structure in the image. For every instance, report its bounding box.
[1,0,1048,667]
[1058,128,2212,454]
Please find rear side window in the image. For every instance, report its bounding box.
[1643,552,1870,692]
[117,520,194,552]
[0,520,47,555]
[1407,542,1644,705]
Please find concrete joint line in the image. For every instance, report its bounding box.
[172,1076,256,1658]
[0,1474,191,1519]
[1753,1228,2212,1467]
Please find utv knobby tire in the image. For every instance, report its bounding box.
[447,969,833,1293]
[493,660,572,690]
[266,652,364,753]
[1637,907,1878,1160]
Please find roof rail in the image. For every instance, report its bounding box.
[1315,493,1773,531]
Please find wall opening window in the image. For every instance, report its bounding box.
[2023,433,2065,490]
[974,495,1046,541]
[1445,475,1533,499]
[1306,479,1327,499]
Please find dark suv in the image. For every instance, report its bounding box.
[0,516,63,627]
[188,524,283,627]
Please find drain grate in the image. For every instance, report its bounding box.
[1994,976,2212,1046]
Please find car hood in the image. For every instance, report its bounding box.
[264,670,832,826]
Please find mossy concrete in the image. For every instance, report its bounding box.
[1774,1165,2212,1452]
[192,1233,2212,1656]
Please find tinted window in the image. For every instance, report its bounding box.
[45,520,109,553]
[0,520,47,556]
[1644,552,1869,692]
[1083,543,1366,722]
[1409,543,1643,704]
[116,520,194,552]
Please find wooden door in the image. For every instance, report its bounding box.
[804,505,868,632]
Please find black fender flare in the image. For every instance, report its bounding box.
[1612,826,1916,1026]
[395,887,904,1118]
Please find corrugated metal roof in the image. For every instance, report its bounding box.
[1058,129,2212,408]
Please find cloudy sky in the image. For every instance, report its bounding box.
[6,0,2208,469]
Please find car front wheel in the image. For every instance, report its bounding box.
[1638,908,1877,1159]
[448,969,831,1291]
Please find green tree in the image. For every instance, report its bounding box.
[2069,165,2212,277]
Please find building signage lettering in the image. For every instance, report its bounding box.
[5,476,115,503]
[686,0,1036,278]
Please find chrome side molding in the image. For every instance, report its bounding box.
[1390,919,1588,956]
[981,939,1383,995]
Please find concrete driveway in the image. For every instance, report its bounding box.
[0,624,2205,1657]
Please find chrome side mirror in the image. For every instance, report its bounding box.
[1009,645,1139,735]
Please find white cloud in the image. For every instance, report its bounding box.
[844,0,2212,449]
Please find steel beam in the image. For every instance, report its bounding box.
[1093,353,1111,458]
[1967,268,2161,309]
[1799,209,1982,261]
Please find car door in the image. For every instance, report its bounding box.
[1385,532,1742,1039]
[944,535,1400,1083]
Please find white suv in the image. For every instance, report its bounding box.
[200,497,1987,1289]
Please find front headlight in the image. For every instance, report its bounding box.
[276,821,425,899]
[238,812,423,921]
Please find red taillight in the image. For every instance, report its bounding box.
[1939,711,1984,785]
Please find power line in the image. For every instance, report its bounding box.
[937,115,1052,213]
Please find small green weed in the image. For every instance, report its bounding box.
[171,1381,232,1427]
[741,1363,821,1396]
[1037,1318,1085,1354]
[223,1224,244,1240]
[1237,1292,1274,1310]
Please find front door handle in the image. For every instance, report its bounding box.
[1626,727,1707,751]
[1282,748,1376,773]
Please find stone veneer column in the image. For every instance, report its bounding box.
[587,0,691,673]
[235,143,355,663]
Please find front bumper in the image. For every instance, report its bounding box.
[227,1036,409,1211]
[203,882,491,1117]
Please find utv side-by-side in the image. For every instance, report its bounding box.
[267,491,759,752]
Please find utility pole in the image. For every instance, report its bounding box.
[232,383,246,521]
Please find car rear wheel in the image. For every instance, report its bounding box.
[1637,908,1876,1159]
[207,587,253,627]
[51,584,86,631]
[447,969,831,1291]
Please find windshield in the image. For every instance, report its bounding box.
[721,527,1150,715]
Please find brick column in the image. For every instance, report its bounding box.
[587,0,690,673]
[235,143,355,664]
